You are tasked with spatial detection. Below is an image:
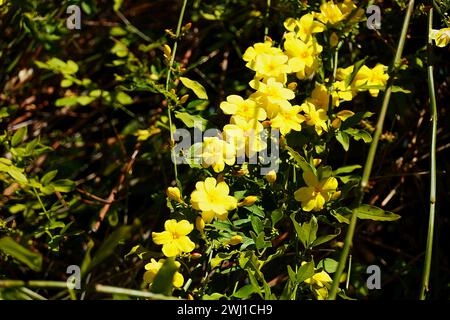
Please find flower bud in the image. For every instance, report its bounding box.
[195,216,205,233]
[330,32,339,48]
[163,44,172,58]
[166,187,183,203]
[179,94,189,104]
[287,82,298,91]
[265,170,277,184]
[238,196,258,207]
[228,235,243,246]
[313,158,322,167]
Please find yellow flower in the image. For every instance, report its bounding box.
[338,0,365,23]
[243,41,289,82]
[265,170,277,184]
[284,14,325,42]
[432,28,450,47]
[336,65,354,81]
[270,104,305,135]
[190,177,237,223]
[317,1,346,25]
[294,169,338,212]
[300,101,329,135]
[223,116,267,158]
[284,34,316,73]
[143,258,184,288]
[253,52,291,83]
[250,77,295,118]
[307,83,339,110]
[166,187,183,203]
[304,267,333,300]
[200,137,236,173]
[334,80,355,101]
[152,220,195,257]
[220,95,267,121]
[353,64,389,97]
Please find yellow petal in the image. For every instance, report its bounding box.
[174,220,194,236]
[152,231,173,245]
[204,177,217,193]
[173,272,184,288]
[162,241,181,257]
[175,236,195,253]
[303,170,319,187]
[320,176,338,192]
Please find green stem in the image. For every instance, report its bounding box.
[420,7,438,300]
[328,0,415,300]
[264,0,271,38]
[166,0,189,188]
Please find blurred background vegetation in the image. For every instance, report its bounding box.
[0,0,449,299]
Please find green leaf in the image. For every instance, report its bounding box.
[7,167,28,183]
[333,165,361,175]
[61,79,73,88]
[116,91,133,105]
[336,131,349,151]
[0,237,42,272]
[311,230,340,247]
[55,96,78,107]
[271,209,283,226]
[41,170,58,185]
[354,205,401,221]
[285,146,311,172]
[52,179,75,193]
[151,258,178,295]
[175,111,208,130]
[317,258,338,273]
[233,284,256,299]
[296,261,315,283]
[11,126,27,147]
[290,214,317,249]
[179,77,208,100]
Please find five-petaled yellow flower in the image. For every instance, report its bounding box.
[270,104,305,135]
[294,169,338,211]
[143,258,184,288]
[353,64,389,97]
[220,95,267,121]
[200,137,236,173]
[300,101,329,136]
[152,219,196,257]
[190,177,238,223]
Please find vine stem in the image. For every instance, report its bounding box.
[420,7,438,300]
[166,0,189,188]
[328,0,415,300]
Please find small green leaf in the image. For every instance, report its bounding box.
[317,258,338,273]
[55,96,78,107]
[296,261,315,284]
[11,126,27,147]
[175,111,208,130]
[336,131,349,151]
[41,170,58,185]
[333,165,361,175]
[0,237,42,272]
[52,179,75,193]
[354,205,401,221]
[116,91,133,105]
[7,167,28,183]
[179,77,208,100]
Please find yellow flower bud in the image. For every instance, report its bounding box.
[331,118,342,129]
[287,82,298,91]
[195,216,205,233]
[166,187,183,203]
[313,158,322,167]
[163,44,172,58]
[331,190,341,200]
[238,196,258,207]
[265,170,277,184]
[179,94,189,104]
[228,235,243,246]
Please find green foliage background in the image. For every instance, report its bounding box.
[0,0,449,300]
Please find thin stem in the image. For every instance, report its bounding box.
[32,185,51,221]
[264,0,271,38]
[420,7,438,300]
[95,284,181,300]
[328,0,415,300]
[166,0,189,188]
